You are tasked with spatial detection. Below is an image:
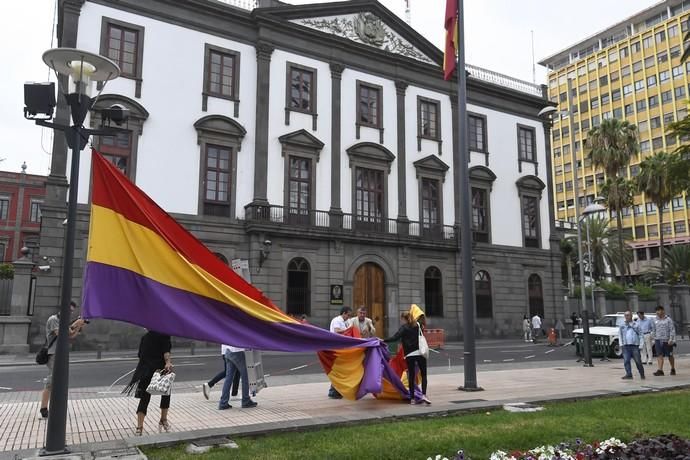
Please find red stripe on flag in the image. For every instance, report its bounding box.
[444,0,458,81]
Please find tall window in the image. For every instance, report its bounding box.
[471,187,489,243]
[0,198,9,220]
[419,99,439,139]
[0,243,5,263]
[207,49,236,98]
[29,200,42,223]
[424,267,443,317]
[289,65,314,112]
[518,126,536,161]
[358,83,381,127]
[105,23,140,77]
[355,168,384,225]
[288,156,311,221]
[475,270,493,318]
[521,195,540,248]
[203,145,232,217]
[421,178,440,230]
[469,114,487,152]
[98,131,132,176]
[528,274,544,318]
[286,258,310,316]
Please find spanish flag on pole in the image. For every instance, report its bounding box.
[443,0,459,80]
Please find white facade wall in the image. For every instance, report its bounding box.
[76,3,258,217]
[73,2,551,248]
[468,103,550,249]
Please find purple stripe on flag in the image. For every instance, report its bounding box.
[82,262,377,352]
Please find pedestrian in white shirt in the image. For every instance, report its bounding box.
[328,306,352,399]
[531,314,542,343]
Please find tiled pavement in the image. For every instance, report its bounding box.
[2,356,689,459]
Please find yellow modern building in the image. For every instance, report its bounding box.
[540,0,690,275]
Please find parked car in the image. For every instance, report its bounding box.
[572,313,654,359]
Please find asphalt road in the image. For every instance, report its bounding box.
[0,339,606,392]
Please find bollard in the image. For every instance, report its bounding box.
[97,344,103,360]
[190,342,196,356]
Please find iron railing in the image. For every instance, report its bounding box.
[466,64,544,97]
[245,204,456,242]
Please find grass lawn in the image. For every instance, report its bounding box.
[142,390,690,460]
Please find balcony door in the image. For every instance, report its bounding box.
[353,263,385,338]
[287,156,312,225]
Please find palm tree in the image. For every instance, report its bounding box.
[599,176,635,280]
[588,119,638,283]
[661,244,690,284]
[580,215,615,281]
[635,151,683,272]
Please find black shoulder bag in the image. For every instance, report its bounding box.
[36,334,58,365]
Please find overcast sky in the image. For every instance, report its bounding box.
[0,0,656,175]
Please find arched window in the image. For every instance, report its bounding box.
[528,274,544,318]
[287,258,310,315]
[424,266,443,317]
[213,252,229,265]
[475,270,493,318]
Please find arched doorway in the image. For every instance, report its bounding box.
[528,274,544,318]
[353,263,385,338]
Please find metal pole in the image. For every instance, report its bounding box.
[43,125,81,454]
[568,78,592,367]
[586,217,596,316]
[456,0,480,391]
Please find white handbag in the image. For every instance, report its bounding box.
[146,370,175,396]
[417,323,430,359]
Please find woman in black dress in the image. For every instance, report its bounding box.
[124,330,173,435]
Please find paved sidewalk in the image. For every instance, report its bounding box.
[1,356,688,459]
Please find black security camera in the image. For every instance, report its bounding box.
[101,103,129,125]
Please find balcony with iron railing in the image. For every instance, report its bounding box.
[244,204,457,244]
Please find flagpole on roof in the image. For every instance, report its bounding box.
[454,0,481,392]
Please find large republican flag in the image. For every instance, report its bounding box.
[82,151,413,400]
[443,0,459,80]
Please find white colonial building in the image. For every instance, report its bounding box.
[31,0,563,348]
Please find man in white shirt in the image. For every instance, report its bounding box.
[328,306,352,398]
[531,314,542,343]
[218,344,257,409]
[348,307,376,338]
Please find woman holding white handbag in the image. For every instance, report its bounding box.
[123,330,173,435]
[384,305,431,405]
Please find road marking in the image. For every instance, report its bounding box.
[545,349,555,354]
[0,386,12,390]
[175,363,205,367]
[483,359,492,363]
[502,359,515,362]
[289,365,308,371]
[524,355,535,359]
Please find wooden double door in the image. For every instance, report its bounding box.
[353,263,386,338]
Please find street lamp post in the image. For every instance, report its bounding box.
[582,199,607,317]
[24,48,119,455]
[538,78,592,367]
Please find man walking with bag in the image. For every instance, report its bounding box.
[39,301,85,419]
[218,345,257,410]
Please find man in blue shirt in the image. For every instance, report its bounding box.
[636,311,654,365]
[619,310,645,380]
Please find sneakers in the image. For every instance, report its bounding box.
[218,404,232,410]
[39,407,48,419]
[653,370,664,376]
[241,400,258,408]
[421,395,432,405]
[671,368,676,376]
[202,383,211,400]
[621,375,633,380]
[641,374,646,380]
[410,399,420,405]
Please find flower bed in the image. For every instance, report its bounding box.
[428,434,690,460]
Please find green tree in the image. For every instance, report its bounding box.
[579,214,631,281]
[635,151,683,271]
[665,119,690,195]
[598,176,635,279]
[661,244,690,284]
[588,119,638,284]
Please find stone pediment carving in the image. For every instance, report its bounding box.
[292,13,435,65]
[413,155,450,181]
[516,175,546,194]
[194,115,247,150]
[279,129,325,151]
[469,165,497,183]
